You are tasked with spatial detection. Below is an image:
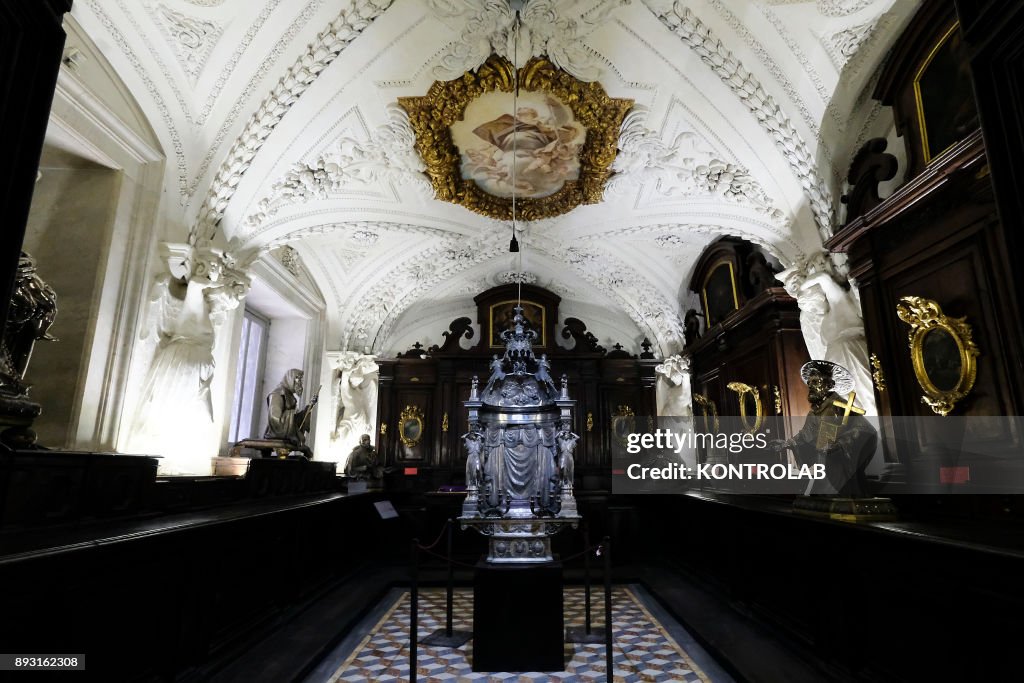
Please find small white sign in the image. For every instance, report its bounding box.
[374,500,399,520]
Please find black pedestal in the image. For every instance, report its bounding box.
[472,560,564,672]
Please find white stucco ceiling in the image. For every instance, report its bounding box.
[69,0,920,357]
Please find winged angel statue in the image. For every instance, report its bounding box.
[128,246,248,469]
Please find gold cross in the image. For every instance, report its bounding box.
[832,391,866,425]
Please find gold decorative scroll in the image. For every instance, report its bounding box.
[398,55,633,220]
[870,353,887,392]
[896,296,979,416]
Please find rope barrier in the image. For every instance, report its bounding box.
[415,518,453,552]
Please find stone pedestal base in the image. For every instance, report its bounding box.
[473,560,564,672]
[792,496,898,522]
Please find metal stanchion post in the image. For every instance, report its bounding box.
[604,536,613,683]
[446,520,453,637]
[584,519,592,634]
[411,538,419,683]
[567,520,604,643]
[422,520,473,647]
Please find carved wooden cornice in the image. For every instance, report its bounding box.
[826,129,988,254]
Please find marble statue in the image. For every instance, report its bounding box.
[780,254,876,415]
[345,433,383,479]
[264,368,317,457]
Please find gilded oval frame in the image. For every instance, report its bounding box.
[398,55,633,220]
[398,405,425,448]
[896,296,979,416]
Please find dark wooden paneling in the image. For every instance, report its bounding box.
[0,0,73,327]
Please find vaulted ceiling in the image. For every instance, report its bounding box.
[70,0,920,356]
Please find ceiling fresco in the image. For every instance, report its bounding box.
[399,55,632,219]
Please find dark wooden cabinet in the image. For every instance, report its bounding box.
[686,239,811,444]
[376,285,657,493]
[827,2,1024,488]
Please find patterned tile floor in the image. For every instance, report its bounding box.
[325,587,716,682]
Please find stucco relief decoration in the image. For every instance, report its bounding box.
[823,20,877,69]
[399,55,632,220]
[425,0,629,82]
[244,104,429,230]
[151,4,223,84]
[608,107,785,221]
[193,0,396,242]
[328,352,380,464]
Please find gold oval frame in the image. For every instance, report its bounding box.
[896,296,979,416]
[398,55,633,220]
[398,405,425,448]
[727,382,764,434]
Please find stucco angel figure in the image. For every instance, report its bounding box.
[129,245,248,468]
[655,354,693,417]
[331,352,379,455]
[799,271,877,416]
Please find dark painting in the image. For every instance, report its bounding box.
[702,262,738,328]
[916,25,977,162]
[490,300,545,347]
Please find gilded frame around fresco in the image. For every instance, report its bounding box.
[398,55,633,220]
[896,296,979,416]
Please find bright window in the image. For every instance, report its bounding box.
[228,310,269,442]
